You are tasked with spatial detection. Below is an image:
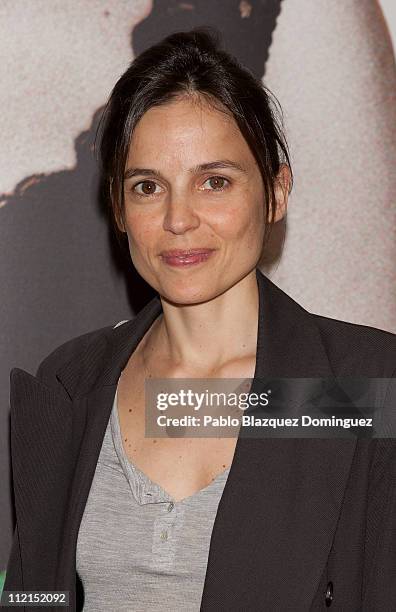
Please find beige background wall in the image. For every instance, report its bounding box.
[263,0,396,332]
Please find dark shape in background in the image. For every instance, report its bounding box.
[133,0,282,80]
[0,0,282,568]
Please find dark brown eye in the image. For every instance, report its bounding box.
[210,177,224,189]
[204,176,229,191]
[134,180,158,195]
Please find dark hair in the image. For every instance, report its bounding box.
[96,26,293,259]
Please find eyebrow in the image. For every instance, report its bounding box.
[123,159,247,181]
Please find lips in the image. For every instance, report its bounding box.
[160,248,215,257]
[159,248,216,267]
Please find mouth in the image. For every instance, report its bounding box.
[159,248,216,267]
[160,248,215,256]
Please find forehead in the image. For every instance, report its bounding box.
[127,94,253,165]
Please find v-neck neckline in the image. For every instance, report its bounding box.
[110,382,230,506]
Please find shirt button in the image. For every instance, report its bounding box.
[167,502,174,512]
[160,530,168,541]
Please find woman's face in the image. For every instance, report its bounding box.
[121,94,277,304]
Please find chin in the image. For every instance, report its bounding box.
[160,284,220,306]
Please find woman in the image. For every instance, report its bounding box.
[4,28,396,612]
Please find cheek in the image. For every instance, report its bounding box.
[125,211,157,248]
[213,196,264,242]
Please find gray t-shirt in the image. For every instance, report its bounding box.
[76,381,230,611]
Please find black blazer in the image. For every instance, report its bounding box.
[4,268,396,611]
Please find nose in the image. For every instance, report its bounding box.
[162,193,200,235]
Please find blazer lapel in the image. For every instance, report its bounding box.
[199,271,357,610]
[54,295,166,604]
[10,268,357,611]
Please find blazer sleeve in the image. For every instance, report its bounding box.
[2,523,23,606]
[361,372,396,609]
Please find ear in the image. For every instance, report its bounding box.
[270,164,292,223]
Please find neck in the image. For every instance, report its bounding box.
[144,268,259,376]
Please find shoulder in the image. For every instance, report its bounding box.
[311,312,396,377]
[35,319,129,389]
